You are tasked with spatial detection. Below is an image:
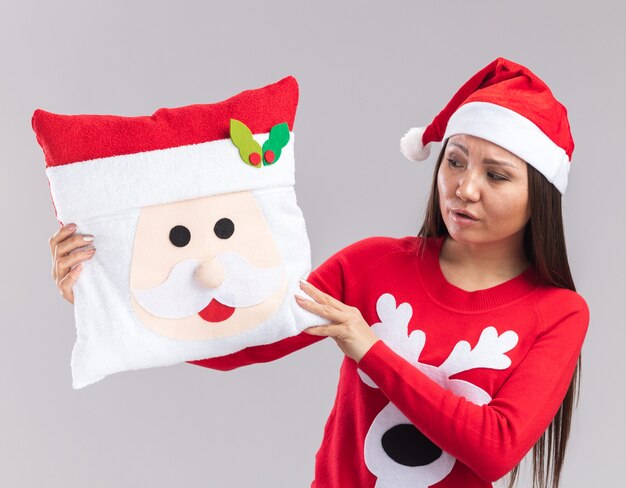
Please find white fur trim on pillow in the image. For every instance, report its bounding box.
[45,132,295,223]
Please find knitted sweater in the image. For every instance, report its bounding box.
[189,235,589,487]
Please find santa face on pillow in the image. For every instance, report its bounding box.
[32,76,325,389]
[130,190,287,340]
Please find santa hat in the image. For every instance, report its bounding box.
[400,57,574,194]
[32,76,299,223]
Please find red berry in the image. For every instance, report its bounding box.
[249,152,261,165]
[264,150,275,164]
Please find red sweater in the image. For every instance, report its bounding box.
[189,235,589,487]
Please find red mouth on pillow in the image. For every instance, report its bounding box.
[198,299,236,323]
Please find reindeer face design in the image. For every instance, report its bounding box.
[358,293,518,488]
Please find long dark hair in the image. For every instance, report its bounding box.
[417,138,581,488]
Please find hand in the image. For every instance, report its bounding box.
[295,280,380,363]
[49,223,96,305]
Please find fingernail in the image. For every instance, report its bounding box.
[83,235,94,242]
[66,224,76,231]
[299,278,310,286]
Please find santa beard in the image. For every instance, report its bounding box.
[131,253,284,319]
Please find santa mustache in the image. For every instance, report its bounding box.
[131,252,284,319]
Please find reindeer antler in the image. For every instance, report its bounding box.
[438,326,518,377]
[374,294,424,360]
[358,293,424,389]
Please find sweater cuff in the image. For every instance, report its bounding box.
[357,339,399,377]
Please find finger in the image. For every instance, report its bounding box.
[299,279,346,310]
[303,324,342,337]
[55,247,96,283]
[58,263,83,305]
[49,223,77,255]
[53,232,95,263]
[52,232,95,281]
[295,295,346,322]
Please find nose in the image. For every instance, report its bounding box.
[381,424,442,466]
[456,171,480,202]
[195,257,225,289]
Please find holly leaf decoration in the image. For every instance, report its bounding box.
[230,119,263,167]
[262,122,290,165]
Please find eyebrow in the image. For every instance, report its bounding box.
[448,141,519,171]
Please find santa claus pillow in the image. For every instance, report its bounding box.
[32,76,325,389]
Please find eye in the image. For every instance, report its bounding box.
[487,172,508,182]
[446,157,462,168]
[214,218,235,239]
[169,225,191,247]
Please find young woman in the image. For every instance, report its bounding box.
[49,57,589,488]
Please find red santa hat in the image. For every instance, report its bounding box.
[32,76,299,223]
[400,57,574,194]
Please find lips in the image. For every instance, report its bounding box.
[198,299,236,323]
[451,208,478,220]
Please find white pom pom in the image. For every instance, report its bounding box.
[400,126,431,162]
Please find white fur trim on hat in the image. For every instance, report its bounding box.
[443,102,570,194]
[400,126,431,162]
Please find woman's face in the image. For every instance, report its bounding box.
[437,134,531,247]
